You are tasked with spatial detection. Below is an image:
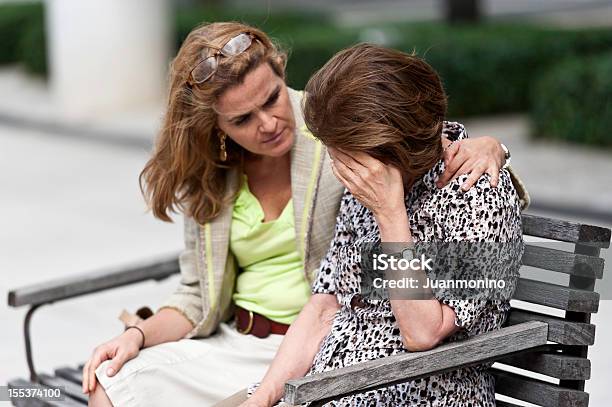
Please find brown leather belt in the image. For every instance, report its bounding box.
[235,306,290,338]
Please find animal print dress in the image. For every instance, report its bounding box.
[307,122,524,406]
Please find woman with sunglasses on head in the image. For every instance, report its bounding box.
[83,22,519,406]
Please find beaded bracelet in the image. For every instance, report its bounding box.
[125,326,146,350]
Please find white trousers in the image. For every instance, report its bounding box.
[95,322,284,406]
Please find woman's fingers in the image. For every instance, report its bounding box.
[330,160,355,191]
[440,157,501,191]
[478,135,505,168]
[461,164,487,191]
[437,149,469,188]
[327,147,348,166]
[332,160,374,204]
[85,348,112,393]
[82,360,89,393]
[329,148,363,173]
[330,147,385,175]
[438,153,467,188]
[342,150,381,169]
[442,140,460,167]
[488,166,500,188]
[460,158,503,190]
[88,353,100,392]
[439,159,499,192]
[333,149,390,189]
[106,351,129,378]
[330,151,356,182]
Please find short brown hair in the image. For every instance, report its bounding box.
[304,43,447,180]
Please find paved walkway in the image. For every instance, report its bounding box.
[463,115,612,222]
[0,123,183,391]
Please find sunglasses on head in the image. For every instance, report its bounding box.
[187,32,257,86]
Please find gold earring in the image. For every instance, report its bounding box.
[219,133,227,162]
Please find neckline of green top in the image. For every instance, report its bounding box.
[238,173,293,224]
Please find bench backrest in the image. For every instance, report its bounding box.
[494,214,610,407]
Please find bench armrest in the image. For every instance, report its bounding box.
[284,321,548,405]
[7,254,180,307]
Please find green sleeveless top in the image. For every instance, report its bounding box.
[230,175,310,324]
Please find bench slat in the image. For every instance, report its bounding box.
[8,378,85,406]
[498,351,591,380]
[521,244,604,279]
[8,256,179,307]
[492,369,589,407]
[39,374,88,404]
[495,400,525,407]
[285,321,548,405]
[54,366,83,385]
[513,278,600,313]
[522,214,611,248]
[507,310,595,346]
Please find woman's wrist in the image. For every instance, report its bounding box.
[375,209,411,242]
[251,383,282,406]
[123,326,146,349]
[373,200,405,223]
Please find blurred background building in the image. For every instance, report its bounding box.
[1,0,611,406]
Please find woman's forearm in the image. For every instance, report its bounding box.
[389,297,457,351]
[137,308,194,348]
[251,294,340,405]
[375,212,457,351]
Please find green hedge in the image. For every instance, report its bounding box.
[531,52,612,147]
[374,23,612,117]
[2,3,612,146]
[174,6,336,51]
[278,26,360,89]
[0,2,45,70]
[174,15,612,118]
[17,5,46,76]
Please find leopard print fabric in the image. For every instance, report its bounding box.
[307,121,523,406]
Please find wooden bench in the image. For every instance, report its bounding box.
[6,214,610,406]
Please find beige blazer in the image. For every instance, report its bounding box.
[158,88,345,338]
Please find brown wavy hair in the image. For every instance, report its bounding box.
[139,22,287,224]
[304,43,447,183]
